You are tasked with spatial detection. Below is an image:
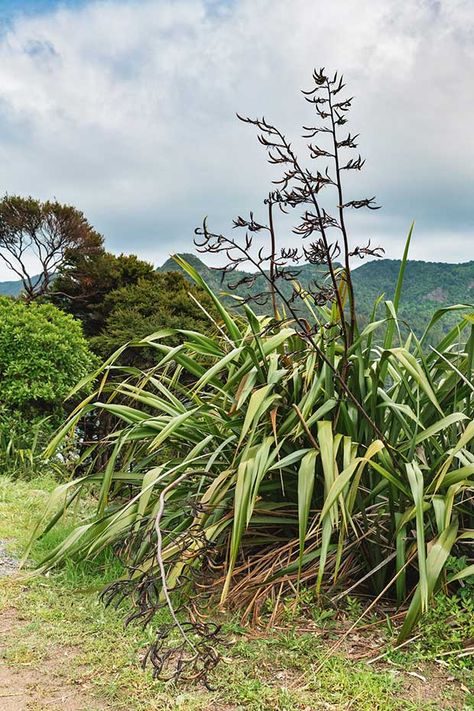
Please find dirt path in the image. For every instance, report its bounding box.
[0,535,471,710]
[0,610,109,711]
[0,542,109,711]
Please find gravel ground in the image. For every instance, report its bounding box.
[0,540,18,577]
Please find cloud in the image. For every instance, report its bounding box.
[0,0,472,278]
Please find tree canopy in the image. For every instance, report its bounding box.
[0,195,102,301]
[52,250,156,336]
[91,271,217,366]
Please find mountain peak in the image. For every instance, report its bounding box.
[158,253,210,274]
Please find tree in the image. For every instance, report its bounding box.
[51,250,156,336]
[52,249,218,367]
[91,271,217,367]
[0,195,102,301]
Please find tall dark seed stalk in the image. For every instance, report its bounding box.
[196,67,384,431]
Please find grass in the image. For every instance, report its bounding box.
[1,475,473,710]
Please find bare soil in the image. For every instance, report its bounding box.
[0,542,108,710]
[0,608,109,711]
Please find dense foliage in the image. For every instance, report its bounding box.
[51,247,217,369]
[0,297,96,476]
[32,258,474,647]
[0,297,95,417]
[90,271,217,366]
[51,249,156,337]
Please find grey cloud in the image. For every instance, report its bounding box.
[23,38,58,60]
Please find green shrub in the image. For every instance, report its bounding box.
[0,297,95,419]
[0,297,96,476]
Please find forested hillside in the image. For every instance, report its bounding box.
[3,257,473,338]
[352,259,474,335]
[159,254,474,337]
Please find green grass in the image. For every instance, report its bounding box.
[0,475,472,711]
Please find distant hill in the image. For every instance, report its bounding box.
[0,276,25,297]
[351,259,474,338]
[158,253,327,301]
[159,254,474,338]
[2,257,473,339]
[159,253,474,304]
[352,259,474,309]
[0,274,45,298]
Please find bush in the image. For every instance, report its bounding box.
[29,67,474,684]
[33,259,474,643]
[0,297,96,418]
[51,251,157,337]
[0,297,96,475]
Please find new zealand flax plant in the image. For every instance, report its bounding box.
[29,69,474,684]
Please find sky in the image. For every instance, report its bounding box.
[0,0,472,279]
